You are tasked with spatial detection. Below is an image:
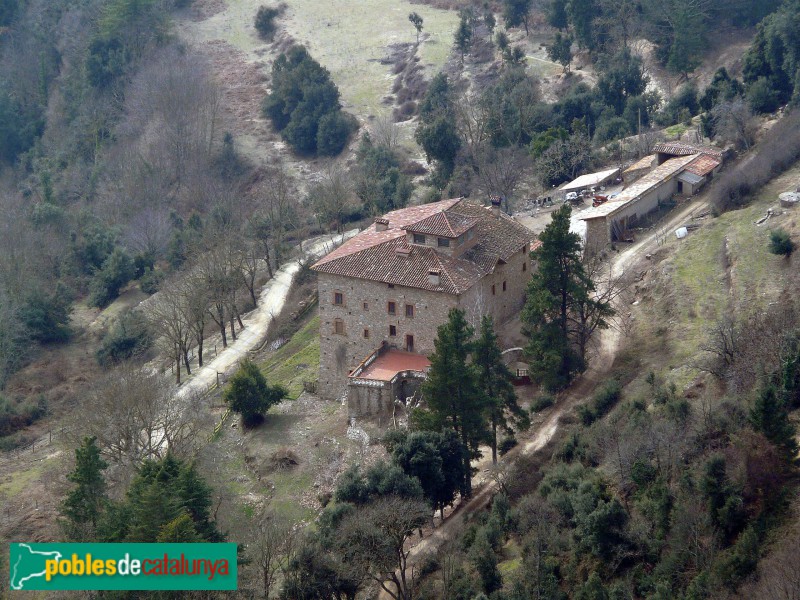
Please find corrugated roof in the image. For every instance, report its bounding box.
[559,167,621,193]
[312,198,537,294]
[580,155,698,220]
[678,171,704,185]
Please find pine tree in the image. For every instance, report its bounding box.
[224,359,287,426]
[522,204,609,391]
[473,316,529,463]
[422,308,487,497]
[750,383,798,461]
[62,436,108,541]
[157,511,203,543]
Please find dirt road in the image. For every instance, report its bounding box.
[173,230,356,401]
[378,197,710,596]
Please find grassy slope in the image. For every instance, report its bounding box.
[259,314,320,399]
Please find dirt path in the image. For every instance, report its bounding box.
[378,197,710,596]
[173,231,356,402]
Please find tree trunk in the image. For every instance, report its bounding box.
[229,316,237,341]
[264,244,274,279]
[183,347,191,375]
[175,346,181,385]
[236,308,244,329]
[216,304,228,347]
[197,334,204,368]
[492,418,498,464]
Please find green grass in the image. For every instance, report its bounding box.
[259,315,320,399]
[0,463,45,499]
[664,124,688,139]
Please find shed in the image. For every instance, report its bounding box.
[677,171,705,195]
[559,167,621,194]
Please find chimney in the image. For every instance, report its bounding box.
[490,195,502,217]
[428,269,441,286]
[395,246,412,258]
[375,217,389,232]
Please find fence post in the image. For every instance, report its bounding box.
[49,430,52,444]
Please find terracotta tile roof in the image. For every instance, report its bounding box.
[312,198,537,294]
[652,142,723,158]
[350,349,431,382]
[405,211,478,238]
[684,154,721,177]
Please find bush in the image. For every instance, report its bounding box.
[224,359,287,427]
[580,379,622,426]
[96,310,153,366]
[769,228,795,257]
[531,393,556,412]
[139,267,164,294]
[21,287,71,343]
[0,394,46,437]
[254,5,281,40]
[88,247,135,308]
[316,111,355,157]
[498,436,518,456]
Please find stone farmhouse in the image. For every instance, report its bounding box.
[311,197,538,414]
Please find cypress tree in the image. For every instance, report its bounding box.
[62,436,108,541]
[750,383,798,461]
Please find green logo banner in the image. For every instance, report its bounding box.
[9,543,237,591]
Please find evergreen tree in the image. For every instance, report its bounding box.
[408,12,423,44]
[522,204,609,390]
[548,32,573,73]
[224,359,287,426]
[454,10,473,62]
[473,316,529,463]
[503,0,533,35]
[421,308,487,497]
[415,74,460,185]
[750,383,798,461]
[157,511,203,543]
[62,436,108,541]
[546,0,569,30]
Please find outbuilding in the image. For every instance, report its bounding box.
[559,167,621,195]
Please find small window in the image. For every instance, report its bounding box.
[333,291,343,305]
[388,283,395,289]
[492,284,496,295]
[437,237,450,248]
[503,281,507,292]
[405,304,414,318]
[522,262,527,272]
[334,319,345,335]
[363,329,369,339]
[363,301,369,311]
[413,233,426,244]
[389,325,397,337]
[388,301,396,315]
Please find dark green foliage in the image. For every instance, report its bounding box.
[415,73,460,185]
[699,68,745,111]
[316,111,356,156]
[747,77,783,113]
[96,310,152,366]
[454,10,473,60]
[548,33,573,72]
[483,68,543,147]
[594,117,630,143]
[530,127,569,159]
[712,525,760,591]
[523,205,610,390]
[138,267,163,294]
[531,393,556,412]
[21,286,71,343]
[474,315,528,463]
[254,5,281,40]
[262,46,355,156]
[547,0,569,30]
[86,37,127,88]
[421,309,487,497]
[224,359,287,426]
[769,228,795,257]
[0,83,43,163]
[470,528,502,593]
[596,49,648,116]
[579,379,623,425]
[567,0,599,50]
[62,437,108,540]
[749,383,798,460]
[333,461,424,505]
[576,572,609,600]
[701,455,746,538]
[0,0,18,26]
[503,0,532,35]
[0,394,46,438]
[386,429,464,517]
[354,135,413,213]
[88,247,135,308]
[499,435,518,455]
[409,11,424,43]
[98,454,223,543]
[70,224,117,276]
[280,537,359,600]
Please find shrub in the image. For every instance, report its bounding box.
[224,359,287,427]
[88,247,135,308]
[531,393,556,412]
[0,394,46,437]
[580,379,622,425]
[96,310,153,366]
[254,5,281,40]
[498,436,518,456]
[769,228,795,257]
[139,267,164,294]
[316,111,355,157]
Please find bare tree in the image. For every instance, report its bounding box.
[372,113,401,151]
[711,99,757,151]
[455,93,491,168]
[475,146,529,212]
[71,366,199,481]
[252,507,297,598]
[252,163,298,270]
[336,496,430,600]
[307,163,353,233]
[178,272,210,368]
[150,282,194,383]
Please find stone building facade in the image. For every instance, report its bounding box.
[312,197,538,401]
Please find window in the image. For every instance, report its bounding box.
[388,301,396,315]
[522,262,527,272]
[363,301,369,311]
[333,319,345,335]
[437,237,450,247]
[413,233,426,244]
[503,281,507,292]
[363,329,369,339]
[388,283,395,289]
[333,291,343,305]
[389,325,397,337]
[406,335,414,352]
[492,284,496,295]
[405,304,414,318]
